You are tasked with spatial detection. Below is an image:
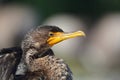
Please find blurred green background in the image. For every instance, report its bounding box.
[1,0,120,25]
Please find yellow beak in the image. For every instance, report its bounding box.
[47,31,85,46]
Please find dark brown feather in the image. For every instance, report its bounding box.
[0,47,22,80]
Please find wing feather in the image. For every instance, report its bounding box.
[0,47,22,80]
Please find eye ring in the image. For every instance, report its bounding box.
[49,32,54,36]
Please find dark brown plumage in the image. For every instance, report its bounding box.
[0,25,85,80]
[0,47,22,80]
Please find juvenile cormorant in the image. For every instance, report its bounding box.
[0,25,85,80]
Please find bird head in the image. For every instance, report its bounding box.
[22,25,85,55]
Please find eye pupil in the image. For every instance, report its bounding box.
[49,32,54,36]
[50,33,53,36]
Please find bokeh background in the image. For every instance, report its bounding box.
[0,0,120,80]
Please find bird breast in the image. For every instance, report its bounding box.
[29,55,73,80]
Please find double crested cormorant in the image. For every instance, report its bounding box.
[0,25,85,80]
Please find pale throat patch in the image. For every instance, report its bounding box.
[25,49,38,65]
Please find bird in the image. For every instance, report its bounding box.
[0,25,85,80]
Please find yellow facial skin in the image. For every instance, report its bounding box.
[47,31,85,46]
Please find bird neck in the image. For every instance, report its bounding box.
[24,48,54,66]
[24,49,38,66]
